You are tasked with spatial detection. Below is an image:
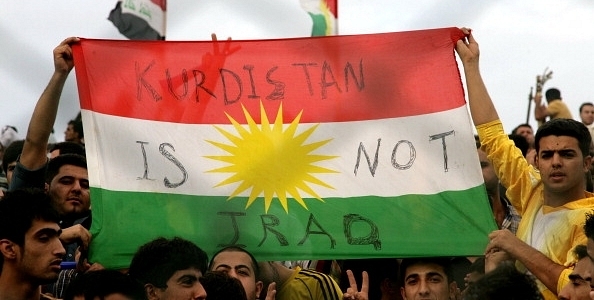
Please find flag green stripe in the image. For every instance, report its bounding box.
[308,12,328,36]
[89,185,496,269]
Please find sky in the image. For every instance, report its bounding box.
[1,0,594,143]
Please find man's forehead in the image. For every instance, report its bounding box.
[28,219,60,235]
[538,136,580,150]
[574,257,593,274]
[172,267,203,279]
[405,262,446,277]
[56,164,88,176]
[213,251,254,269]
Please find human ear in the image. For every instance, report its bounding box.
[401,286,407,300]
[0,239,17,260]
[255,280,263,298]
[144,284,159,300]
[449,281,459,300]
[583,155,592,172]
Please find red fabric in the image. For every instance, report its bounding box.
[73,27,466,124]
[326,0,337,17]
[150,0,166,12]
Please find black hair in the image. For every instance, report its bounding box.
[511,123,533,135]
[508,134,529,157]
[209,246,260,278]
[0,188,60,271]
[63,269,147,300]
[399,257,454,287]
[68,119,84,139]
[579,102,594,113]
[463,262,543,300]
[468,257,485,274]
[128,237,208,289]
[1,139,24,174]
[534,118,591,157]
[49,141,86,157]
[573,244,588,261]
[200,271,248,300]
[0,188,60,246]
[545,88,561,102]
[45,153,87,183]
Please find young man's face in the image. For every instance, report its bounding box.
[536,136,591,196]
[5,160,16,185]
[477,149,498,194]
[64,124,79,142]
[48,164,90,220]
[559,256,592,300]
[516,126,535,145]
[400,262,456,300]
[210,250,262,300]
[581,105,594,126]
[15,219,65,285]
[148,267,206,300]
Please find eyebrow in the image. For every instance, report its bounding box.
[568,273,585,281]
[34,227,62,237]
[405,271,444,281]
[177,274,199,282]
[540,149,577,154]
[214,263,252,272]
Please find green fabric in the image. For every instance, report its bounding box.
[308,12,328,36]
[88,185,497,269]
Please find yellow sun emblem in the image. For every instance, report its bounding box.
[205,102,338,213]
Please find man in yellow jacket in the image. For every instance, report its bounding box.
[456,28,594,300]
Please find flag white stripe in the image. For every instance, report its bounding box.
[82,106,483,197]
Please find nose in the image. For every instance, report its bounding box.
[552,153,563,167]
[71,180,83,192]
[557,283,570,300]
[55,240,66,257]
[418,280,430,296]
[227,269,238,279]
[193,282,207,299]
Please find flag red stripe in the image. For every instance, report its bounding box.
[74,27,466,124]
[325,0,337,17]
[151,0,166,12]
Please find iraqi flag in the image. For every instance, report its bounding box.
[108,0,166,40]
[72,27,496,269]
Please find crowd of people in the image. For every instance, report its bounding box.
[1,28,594,299]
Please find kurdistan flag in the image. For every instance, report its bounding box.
[300,0,337,36]
[73,27,497,269]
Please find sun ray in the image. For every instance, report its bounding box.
[205,165,239,173]
[277,192,290,212]
[301,139,333,153]
[204,141,237,155]
[229,180,254,199]
[212,125,243,146]
[224,113,251,138]
[287,186,309,209]
[293,181,323,200]
[213,173,244,187]
[205,101,339,213]
[246,186,263,207]
[302,174,335,189]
